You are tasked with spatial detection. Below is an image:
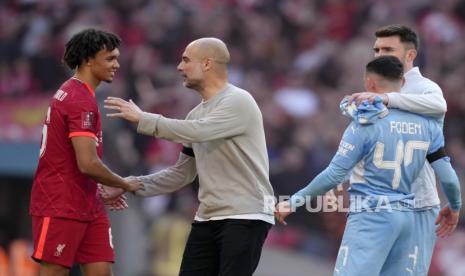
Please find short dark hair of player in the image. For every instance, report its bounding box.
[375,24,419,50]
[366,56,404,82]
[63,29,121,70]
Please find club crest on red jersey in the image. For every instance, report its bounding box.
[81,112,96,130]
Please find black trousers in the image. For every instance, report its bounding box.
[179,219,271,276]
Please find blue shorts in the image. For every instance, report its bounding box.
[407,207,439,275]
[333,210,414,276]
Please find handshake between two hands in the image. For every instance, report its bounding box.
[98,184,128,211]
[98,176,144,211]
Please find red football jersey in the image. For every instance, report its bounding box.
[30,78,105,221]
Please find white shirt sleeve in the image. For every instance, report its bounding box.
[386,82,447,117]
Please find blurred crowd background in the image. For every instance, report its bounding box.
[1,0,465,275]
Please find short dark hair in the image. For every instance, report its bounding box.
[63,29,121,70]
[375,24,419,50]
[366,56,404,82]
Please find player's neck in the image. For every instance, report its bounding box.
[404,63,414,73]
[73,70,101,91]
[378,85,401,94]
[377,89,393,94]
[199,77,228,101]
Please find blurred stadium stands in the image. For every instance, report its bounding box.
[1,0,465,275]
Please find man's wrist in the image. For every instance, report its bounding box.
[449,203,461,212]
[134,111,142,123]
[120,178,130,191]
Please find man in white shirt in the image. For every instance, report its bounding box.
[348,24,458,275]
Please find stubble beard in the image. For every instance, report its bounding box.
[184,79,202,91]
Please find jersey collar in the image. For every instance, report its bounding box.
[71,77,95,97]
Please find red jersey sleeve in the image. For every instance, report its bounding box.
[66,96,99,139]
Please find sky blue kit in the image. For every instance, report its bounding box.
[290,99,461,275]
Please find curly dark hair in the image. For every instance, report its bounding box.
[63,29,121,70]
[375,24,419,50]
[366,56,404,82]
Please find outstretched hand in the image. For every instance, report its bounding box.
[104,97,143,123]
[435,205,460,238]
[98,184,128,211]
[108,196,129,211]
[98,184,125,201]
[274,201,293,225]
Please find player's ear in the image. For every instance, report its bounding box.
[203,58,212,71]
[406,49,417,63]
[364,74,376,92]
[81,58,92,67]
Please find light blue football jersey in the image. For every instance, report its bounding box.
[332,109,443,209]
[331,109,445,276]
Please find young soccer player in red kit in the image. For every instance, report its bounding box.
[29,29,143,276]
